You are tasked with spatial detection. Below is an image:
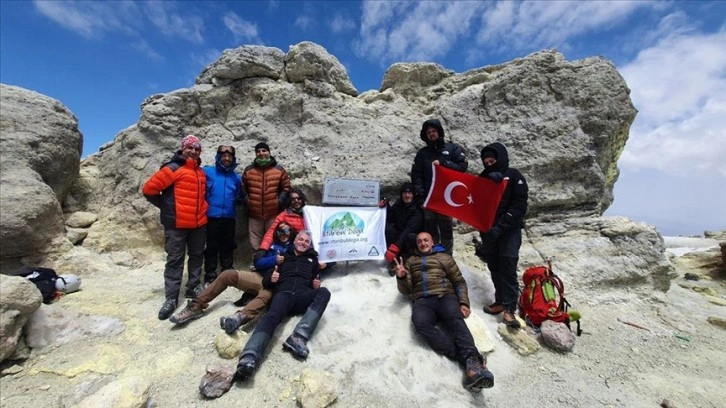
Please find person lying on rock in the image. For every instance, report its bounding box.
[169,222,295,329]
[393,231,494,392]
[235,230,331,380]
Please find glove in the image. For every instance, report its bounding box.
[482,225,503,245]
[472,237,486,260]
[486,171,504,182]
[384,244,400,263]
[378,199,387,208]
[497,212,516,228]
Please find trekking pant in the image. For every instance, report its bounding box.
[411,294,478,364]
[254,287,331,339]
[203,217,236,283]
[193,269,269,319]
[424,210,454,255]
[163,226,206,301]
[482,227,522,312]
[248,217,275,251]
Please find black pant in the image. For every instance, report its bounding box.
[385,225,417,258]
[255,288,331,338]
[203,217,236,282]
[480,227,521,311]
[424,210,453,255]
[411,294,478,364]
[163,226,206,301]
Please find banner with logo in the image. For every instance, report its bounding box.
[424,164,508,232]
[303,206,387,262]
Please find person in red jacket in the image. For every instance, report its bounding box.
[142,135,209,320]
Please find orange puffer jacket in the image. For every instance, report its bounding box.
[241,157,291,221]
[142,152,208,229]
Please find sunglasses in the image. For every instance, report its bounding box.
[277,228,291,234]
[217,145,235,155]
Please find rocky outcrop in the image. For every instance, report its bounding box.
[0,84,82,262]
[0,274,42,361]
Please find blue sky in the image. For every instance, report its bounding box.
[1,1,724,236]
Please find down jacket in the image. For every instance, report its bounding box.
[397,245,470,307]
[479,142,528,229]
[203,153,241,219]
[259,208,305,251]
[142,152,208,229]
[241,157,291,221]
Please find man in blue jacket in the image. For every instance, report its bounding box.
[202,145,242,287]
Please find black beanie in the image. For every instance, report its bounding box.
[254,142,270,152]
[481,149,497,159]
[400,182,414,195]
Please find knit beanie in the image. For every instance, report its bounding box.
[181,135,202,151]
[254,142,270,152]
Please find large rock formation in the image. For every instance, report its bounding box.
[61,42,669,290]
[0,84,82,264]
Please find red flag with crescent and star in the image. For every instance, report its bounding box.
[423,163,508,232]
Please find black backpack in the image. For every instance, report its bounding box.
[9,266,59,304]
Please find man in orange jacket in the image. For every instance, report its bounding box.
[143,135,209,320]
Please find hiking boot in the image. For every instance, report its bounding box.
[463,355,494,392]
[282,333,309,360]
[502,311,521,329]
[169,300,203,324]
[235,354,257,381]
[483,303,504,315]
[158,299,177,320]
[233,292,255,307]
[219,312,250,334]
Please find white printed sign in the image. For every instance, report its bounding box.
[322,178,380,206]
[303,205,387,262]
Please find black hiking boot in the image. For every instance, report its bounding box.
[282,333,309,360]
[233,292,255,307]
[158,299,177,320]
[235,354,257,381]
[219,312,250,334]
[463,355,494,392]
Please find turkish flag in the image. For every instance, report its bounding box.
[423,164,508,232]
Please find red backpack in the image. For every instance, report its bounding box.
[518,258,581,335]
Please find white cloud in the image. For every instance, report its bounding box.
[619,25,726,177]
[329,13,356,33]
[131,39,164,61]
[356,1,485,62]
[294,15,314,31]
[33,0,140,38]
[223,12,261,43]
[144,1,204,44]
[476,1,655,52]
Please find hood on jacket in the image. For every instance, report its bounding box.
[480,142,509,172]
[416,243,447,256]
[419,119,446,148]
[215,152,238,172]
[399,182,414,199]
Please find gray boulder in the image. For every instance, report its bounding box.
[0,274,43,362]
[539,320,576,352]
[0,84,83,261]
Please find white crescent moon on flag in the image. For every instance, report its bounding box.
[444,182,467,207]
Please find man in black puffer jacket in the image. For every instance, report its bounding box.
[411,119,468,255]
[476,142,528,329]
[235,230,331,381]
[383,182,424,274]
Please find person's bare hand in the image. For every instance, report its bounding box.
[432,160,440,166]
[312,277,321,289]
[271,266,280,283]
[276,254,284,264]
[393,257,407,278]
[460,305,471,318]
